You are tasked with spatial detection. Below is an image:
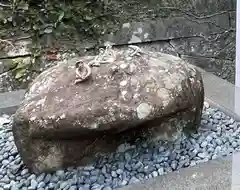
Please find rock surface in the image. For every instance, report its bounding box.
[12,47,204,173]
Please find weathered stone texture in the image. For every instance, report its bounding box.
[12,48,204,173]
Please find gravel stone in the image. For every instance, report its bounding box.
[197,152,208,159]
[69,186,77,190]
[102,186,112,190]
[190,160,196,167]
[29,179,38,189]
[200,141,208,148]
[2,160,9,166]
[90,176,98,183]
[60,181,70,189]
[170,160,178,170]
[43,174,51,184]
[56,170,65,178]
[215,139,222,146]
[152,171,158,177]
[37,181,46,189]
[20,169,28,176]
[124,152,132,162]
[129,177,139,184]
[157,168,164,175]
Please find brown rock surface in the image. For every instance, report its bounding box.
[12,46,204,173]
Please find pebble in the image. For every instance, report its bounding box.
[37,181,45,188]
[129,176,139,184]
[29,179,38,189]
[152,171,158,177]
[20,169,28,176]
[102,186,112,190]
[215,139,222,145]
[60,181,69,189]
[157,168,164,175]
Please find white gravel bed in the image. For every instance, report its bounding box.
[0,103,239,190]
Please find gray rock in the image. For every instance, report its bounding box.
[111,171,117,178]
[201,120,208,125]
[116,169,123,175]
[60,181,69,189]
[90,176,98,183]
[232,141,238,148]
[10,183,19,190]
[157,168,164,175]
[48,183,55,189]
[43,174,51,184]
[102,186,112,190]
[158,147,165,153]
[83,165,95,171]
[28,179,38,190]
[170,152,177,160]
[69,186,77,190]
[83,178,91,185]
[189,149,198,158]
[197,152,208,159]
[37,181,45,189]
[132,161,143,170]
[90,169,100,176]
[91,183,104,190]
[50,175,59,183]
[152,171,158,178]
[170,160,178,170]
[78,187,89,190]
[3,184,10,190]
[215,146,222,153]
[207,147,215,153]
[56,170,65,178]
[205,135,213,142]
[124,152,132,162]
[143,165,155,175]
[3,153,9,159]
[200,141,208,148]
[13,157,21,165]
[13,49,204,173]
[129,176,139,184]
[124,164,132,172]
[1,176,10,183]
[36,173,45,183]
[97,175,105,185]
[2,160,9,166]
[215,139,222,146]
[20,169,28,176]
[190,160,196,167]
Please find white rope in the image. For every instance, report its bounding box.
[74,45,143,84]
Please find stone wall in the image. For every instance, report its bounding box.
[0,0,236,92]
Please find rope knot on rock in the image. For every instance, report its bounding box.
[74,45,143,85]
[74,61,92,84]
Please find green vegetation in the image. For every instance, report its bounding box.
[0,0,194,44]
[0,0,194,83]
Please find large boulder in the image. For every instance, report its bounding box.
[12,46,204,173]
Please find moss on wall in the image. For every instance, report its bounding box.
[0,0,196,41]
